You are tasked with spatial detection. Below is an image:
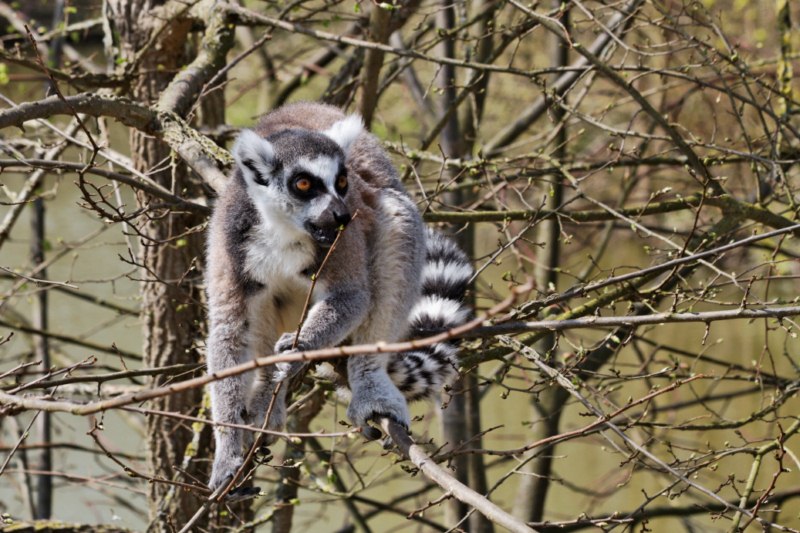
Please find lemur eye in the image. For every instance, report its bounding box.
[336,175,347,189]
[295,177,312,192]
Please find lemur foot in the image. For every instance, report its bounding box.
[225,486,262,503]
[208,453,244,493]
[209,455,262,502]
[255,445,273,464]
[347,372,410,441]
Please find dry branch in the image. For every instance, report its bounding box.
[0,93,230,191]
[0,159,210,214]
[381,418,538,533]
[468,305,800,336]
[0,521,134,533]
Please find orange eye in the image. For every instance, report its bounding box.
[295,178,311,192]
[336,175,347,189]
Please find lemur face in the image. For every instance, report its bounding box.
[232,115,363,246]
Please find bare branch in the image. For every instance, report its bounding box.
[0,93,230,191]
[382,418,538,533]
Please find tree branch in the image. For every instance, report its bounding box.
[0,93,231,191]
[381,418,538,533]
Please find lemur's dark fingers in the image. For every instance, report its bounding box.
[376,414,411,448]
[225,485,261,503]
[360,424,383,441]
[257,445,272,457]
[254,446,272,464]
[361,413,408,442]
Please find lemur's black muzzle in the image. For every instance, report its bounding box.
[305,221,338,246]
[305,195,350,246]
[334,210,351,226]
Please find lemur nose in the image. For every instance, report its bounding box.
[334,211,351,226]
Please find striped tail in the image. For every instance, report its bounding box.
[387,228,473,402]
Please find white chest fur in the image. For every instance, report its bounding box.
[244,217,316,287]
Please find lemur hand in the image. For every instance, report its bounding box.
[274,331,311,354]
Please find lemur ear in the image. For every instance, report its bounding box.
[323,114,363,154]
[232,129,276,186]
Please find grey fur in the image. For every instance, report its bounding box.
[205,102,471,493]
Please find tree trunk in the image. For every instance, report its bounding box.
[105,2,212,528]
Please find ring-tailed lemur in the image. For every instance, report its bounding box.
[205,102,472,494]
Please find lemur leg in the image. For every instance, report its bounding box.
[345,354,410,436]
[206,288,252,492]
[245,365,292,451]
[346,190,426,433]
[240,291,280,452]
[363,190,426,340]
[274,286,378,433]
[245,290,308,448]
